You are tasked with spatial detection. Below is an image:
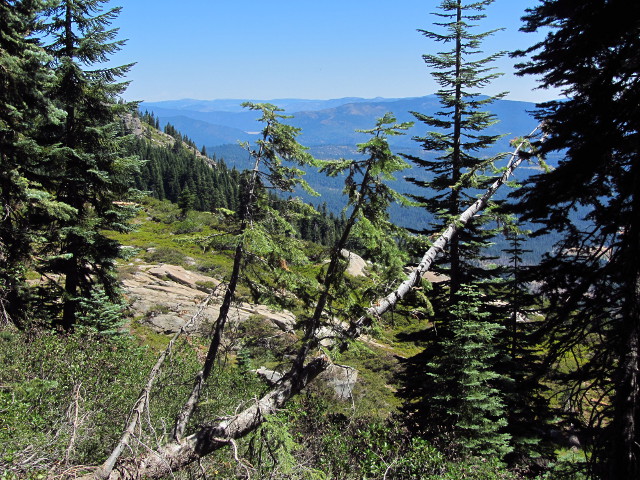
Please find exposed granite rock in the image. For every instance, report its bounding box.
[320,364,358,400]
[255,364,357,401]
[122,264,295,336]
[340,249,367,277]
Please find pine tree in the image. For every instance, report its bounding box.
[404,0,507,302]
[511,1,640,477]
[39,0,140,329]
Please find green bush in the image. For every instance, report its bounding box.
[173,218,203,234]
[143,246,187,265]
[0,330,152,476]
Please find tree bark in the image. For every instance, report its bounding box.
[609,159,640,479]
[449,0,463,300]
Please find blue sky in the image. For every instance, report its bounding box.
[106,0,559,103]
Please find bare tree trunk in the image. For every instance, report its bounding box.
[173,243,244,441]
[173,148,261,441]
[346,126,543,338]
[609,159,640,479]
[82,356,329,480]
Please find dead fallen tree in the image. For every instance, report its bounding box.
[347,124,544,338]
[88,356,329,480]
[84,125,543,480]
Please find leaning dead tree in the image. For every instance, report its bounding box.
[86,125,543,480]
[347,124,545,337]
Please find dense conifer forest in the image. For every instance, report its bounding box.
[1,1,639,479]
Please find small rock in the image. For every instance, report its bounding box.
[320,364,358,400]
[255,367,283,385]
[340,249,367,277]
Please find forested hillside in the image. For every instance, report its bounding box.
[1,1,639,480]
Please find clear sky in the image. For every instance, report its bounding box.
[106,0,559,103]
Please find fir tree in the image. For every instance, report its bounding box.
[404,0,507,303]
[402,284,512,459]
[496,221,553,466]
[0,0,70,327]
[172,103,317,441]
[512,1,640,476]
[295,113,413,366]
[39,0,141,329]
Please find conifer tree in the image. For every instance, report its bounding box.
[294,113,412,368]
[494,222,554,466]
[402,284,512,458]
[0,0,72,327]
[511,1,640,477]
[405,0,506,302]
[39,0,140,329]
[172,103,317,441]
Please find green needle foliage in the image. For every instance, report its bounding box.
[299,114,412,355]
[402,284,512,460]
[511,1,640,477]
[0,0,69,328]
[174,103,318,437]
[35,0,142,330]
[404,0,508,302]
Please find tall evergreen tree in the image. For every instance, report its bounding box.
[495,221,553,466]
[405,0,506,303]
[172,103,317,442]
[0,0,71,327]
[39,0,140,329]
[512,1,640,477]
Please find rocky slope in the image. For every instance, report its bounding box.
[122,263,297,335]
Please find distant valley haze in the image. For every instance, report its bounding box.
[140,95,539,157]
[139,94,554,247]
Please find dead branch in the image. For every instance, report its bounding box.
[94,290,217,479]
[81,355,329,480]
[65,382,83,466]
[172,244,243,442]
[90,125,543,479]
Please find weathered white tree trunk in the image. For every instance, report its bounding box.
[81,356,329,480]
[346,125,542,338]
[94,293,217,479]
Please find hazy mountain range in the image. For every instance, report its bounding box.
[140,95,541,160]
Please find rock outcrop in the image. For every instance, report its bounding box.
[256,364,358,400]
[122,263,360,401]
[122,263,296,335]
[340,249,367,277]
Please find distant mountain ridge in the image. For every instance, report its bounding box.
[142,96,410,114]
[141,96,539,160]
[137,96,558,262]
